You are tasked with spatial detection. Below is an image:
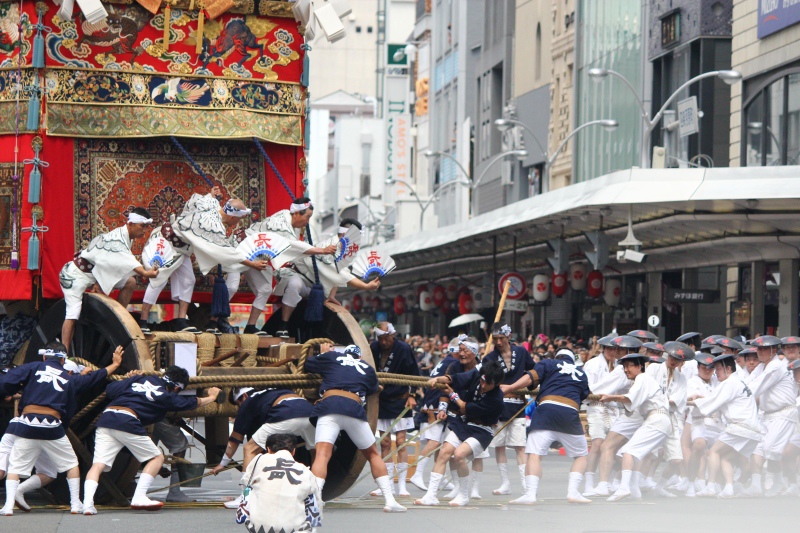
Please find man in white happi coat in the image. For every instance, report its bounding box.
[742,335,799,496]
[683,353,723,497]
[139,186,268,333]
[644,341,690,495]
[690,351,763,498]
[581,334,620,494]
[59,208,159,351]
[252,200,377,336]
[599,352,672,502]
[584,335,643,497]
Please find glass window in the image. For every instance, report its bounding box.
[787,73,800,165]
[743,70,800,166]
[745,91,764,167]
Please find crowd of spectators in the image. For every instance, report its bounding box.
[406,331,602,375]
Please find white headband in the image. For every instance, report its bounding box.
[457,335,479,355]
[338,226,349,233]
[556,348,576,363]
[223,201,252,217]
[39,348,67,358]
[232,387,254,402]
[290,201,312,214]
[493,324,512,337]
[128,213,153,224]
[375,323,396,337]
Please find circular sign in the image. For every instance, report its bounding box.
[499,272,527,300]
[648,315,660,328]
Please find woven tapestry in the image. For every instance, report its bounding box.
[0,163,21,269]
[74,138,266,293]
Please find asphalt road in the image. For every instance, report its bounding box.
[2,453,797,533]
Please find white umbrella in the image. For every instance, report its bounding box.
[448,313,484,328]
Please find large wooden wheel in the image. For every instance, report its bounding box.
[25,293,151,505]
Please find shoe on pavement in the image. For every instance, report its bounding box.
[470,489,482,500]
[383,501,407,513]
[696,487,717,497]
[369,488,383,497]
[672,478,690,492]
[1,506,13,516]
[583,487,609,497]
[14,492,30,512]
[449,494,470,507]
[743,485,763,497]
[607,489,630,502]
[765,482,787,498]
[441,482,454,492]
[71,503,83,514]
[166,489,192,503]
[223,496,243,509]
[509,494,537,505]
[130,498,164,511]
[414,496,439,506]
[397,490,411,497]
[493,482,511,495]
[443,486,460,500]
[408,475,428,491]
[83,505,98,516]
[717,487,735,499]
[685,485,696,498]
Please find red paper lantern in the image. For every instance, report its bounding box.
[393,295,406,315]
[587,270,604,298]
[552,272,568,297]
[604,279,622,307]
[417,284,429,298]
[419,290,434,311]
[352,294,363,312]
[432,285,446,306]
[458,292,474,314]
[570,263,588,291]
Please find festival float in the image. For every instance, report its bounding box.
[0,0,416,503]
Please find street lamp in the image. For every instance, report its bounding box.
[586,67,742,167]
[747,121,783,164]
[493,118,547,158]
[385,177,469,230]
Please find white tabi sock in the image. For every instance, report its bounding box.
[630,471,642,499]
[67,477,81,508]
[459,474,470,498]
[525,475,540,499]
[498,463,509,485]
[424,472,443,499]
[618,470,632,493]
[470,470,482,494]
[18,474,42,495]
[386,463,396,493]
[315,477,326,492]
[415,456,430,477]
[3,479,19,511]
[133,473,155,502]
[519,464,527,491]
[83,479,99,507]
[751,473,762,492]
[396,463,409,494]
[567,472,584,498]
[584,471,595,492]
[375,475,399,506]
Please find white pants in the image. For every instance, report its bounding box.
[586,402,620,440]
[526,429,588,458]
[754,416,797,461]
[8,436,79,477]
[315,414,375,450]
[274,274,311,307]
[718,431,759,458]
[420,420,445,444]
[226,268,273,310]
[60,262,129,320]
[377,417,416,433]
[93,427,162,471]
[663,413,683,462]
[143,255,195,305]
[490,418,527,448]
[609,412,644,440]
[618,423,670,461]
[0,432,58,478]
[444,431,484,458]
[251,417,317,450]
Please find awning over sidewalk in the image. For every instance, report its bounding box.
[378,166,800,288]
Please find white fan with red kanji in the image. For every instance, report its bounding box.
[351,248,396,281]
[335,225,362,271]
[236,231,298,269]
[142,235,175,269]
